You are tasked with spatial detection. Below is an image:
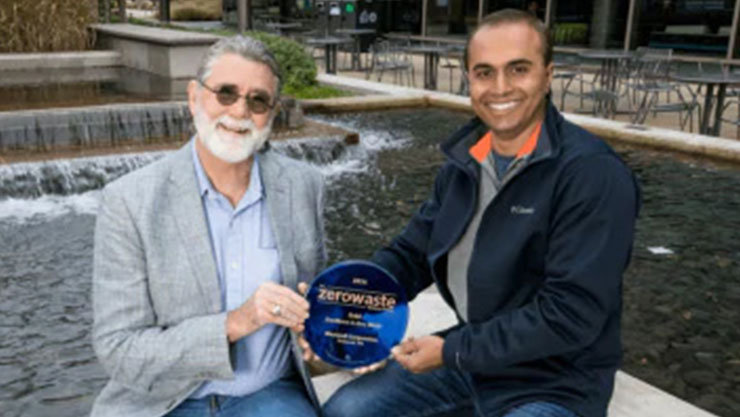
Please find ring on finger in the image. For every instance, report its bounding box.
[271,304,282,317]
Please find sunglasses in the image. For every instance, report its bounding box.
[198,80,275,114]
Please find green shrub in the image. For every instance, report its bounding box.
[0,0,95,52]
[246,31,318,93]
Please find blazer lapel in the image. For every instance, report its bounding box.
[259,151,298,289]
[167,144,222,312]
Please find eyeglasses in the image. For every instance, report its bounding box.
[198,80,275,114]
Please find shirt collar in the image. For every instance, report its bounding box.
[191,138,264,206]
[469,121,543,164]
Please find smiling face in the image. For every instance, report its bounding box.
[467,22,553,148]
[187,53,278,163]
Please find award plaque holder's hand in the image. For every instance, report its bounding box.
[297,282,339,375]
[391,335,444,374]
[226,282,309,343]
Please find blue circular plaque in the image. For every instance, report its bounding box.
[304,260,408,368]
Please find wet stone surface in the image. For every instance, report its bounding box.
[0,80,162,112]
[0,214,105,417]
[1,108,739,416]
[614,145,740,416]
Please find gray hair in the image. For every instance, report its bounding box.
[196,35,282,97]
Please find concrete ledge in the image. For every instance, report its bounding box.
[565,114,740,164]
[303,95,426,112]
[0,51,121,71]
[610,372,716,417]
[90,23,222,46]
[91,24,222,78]
[318,74,432,97]
[316,73,740,164]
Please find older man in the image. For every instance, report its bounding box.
[91,36,325,417]
[323,9,640,417]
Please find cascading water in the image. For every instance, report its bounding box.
[0,134,368,199]
[0,116,404,225]
[0,102,192,152]
[0,152,168,200]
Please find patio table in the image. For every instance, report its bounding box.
[265,22,302,36]
[670,72,740,136]
[578,49,634,114]
[335,28,376,70]
[578,49,633,90]
[442,45,466,94]
[405,44,448,90]
[305,36,353,75]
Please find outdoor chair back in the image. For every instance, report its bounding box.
[718,65,740,137]
[365,39,415,86]
[627,49,700,131]
[560,54,620,118]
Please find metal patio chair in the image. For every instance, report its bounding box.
[719,66,740,138]
[623,48,673,109]
[365,40,415,87]
[553,54,581,111]
[560,56,620,118]
[627,48,700,131]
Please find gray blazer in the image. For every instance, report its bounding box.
[91,143,326,417]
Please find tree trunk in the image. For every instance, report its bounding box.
[118,0,127,22]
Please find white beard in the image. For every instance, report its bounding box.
[193,104,272,164]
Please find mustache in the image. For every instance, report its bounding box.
[214,115,257,131]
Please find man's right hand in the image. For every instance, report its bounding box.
[226,282,309,343]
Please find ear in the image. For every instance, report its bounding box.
[545,62,554,86]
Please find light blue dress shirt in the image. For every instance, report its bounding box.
[190,142,292,398]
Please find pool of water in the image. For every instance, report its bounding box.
[0,67,184,111]
[1,108,738,416]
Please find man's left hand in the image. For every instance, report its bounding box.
[391,335,444,373]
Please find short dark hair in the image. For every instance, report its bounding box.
[463,8,553,71]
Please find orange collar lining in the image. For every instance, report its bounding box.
[469,122,542,163]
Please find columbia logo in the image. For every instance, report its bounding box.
[511,205,535,215]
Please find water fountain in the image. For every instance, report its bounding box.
[2,40,739,416]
